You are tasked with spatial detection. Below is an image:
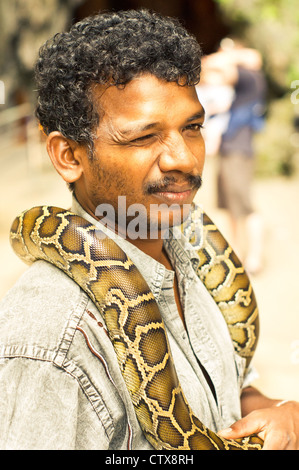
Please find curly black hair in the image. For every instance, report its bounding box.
[35,9,202,155]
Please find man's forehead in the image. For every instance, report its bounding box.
[91,74,203,124]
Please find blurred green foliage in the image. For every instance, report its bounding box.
[214,0,299,89]
[254,96,299,177]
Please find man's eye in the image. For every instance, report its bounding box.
[185,123,204,132]
[130,134,155,144]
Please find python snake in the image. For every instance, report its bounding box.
[10,204,263,450]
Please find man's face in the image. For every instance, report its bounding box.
[76,73,205,235]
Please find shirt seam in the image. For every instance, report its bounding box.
[51,288,115,440]
[55,356,114,441]
[53,289,89,368]
[0,353,113,442]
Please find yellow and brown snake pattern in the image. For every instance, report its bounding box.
[10,204,263,450]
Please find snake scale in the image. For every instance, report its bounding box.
[10,204,263,450]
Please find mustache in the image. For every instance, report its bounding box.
[144,174,202,194]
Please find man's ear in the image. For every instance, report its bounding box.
[46,131,84,183]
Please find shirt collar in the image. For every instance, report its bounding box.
[167,226,200,272]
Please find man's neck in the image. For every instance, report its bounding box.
[126,236,167,266]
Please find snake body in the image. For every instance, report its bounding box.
[10,204,262,450]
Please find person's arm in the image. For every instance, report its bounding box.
[219,386,299,449]
[0,357,110,449]
[241,385,281,415]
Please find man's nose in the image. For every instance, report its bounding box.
[158,134,201,174]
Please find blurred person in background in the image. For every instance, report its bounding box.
[198,38,267,275]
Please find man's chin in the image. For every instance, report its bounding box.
[95,197,193,240]
[147,204,192,238]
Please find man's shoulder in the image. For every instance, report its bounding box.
[0,260,88,357]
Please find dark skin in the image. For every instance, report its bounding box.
[46,73,299,449]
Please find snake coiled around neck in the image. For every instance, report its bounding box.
[10,204,263,450]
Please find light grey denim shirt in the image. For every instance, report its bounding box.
[0,197,257,450]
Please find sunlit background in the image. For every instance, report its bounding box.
[1,0,299,402]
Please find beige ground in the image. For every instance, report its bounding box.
[1,137,299,402]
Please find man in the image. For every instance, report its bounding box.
[0,9,298,450]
